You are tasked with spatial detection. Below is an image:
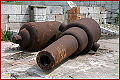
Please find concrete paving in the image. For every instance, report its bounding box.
[1,36,119,79]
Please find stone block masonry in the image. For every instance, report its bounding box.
[1,15,8,24]
[8,15,17,23]
[1,4,21,14]
[21,5,30,15]
[46,15,55,21]
[34,15,46,21]
[8,15,30,23]
[34,7,47,15]
[55,14,64,23]
[79,6,107,24]
[31,5,63,22]
[1,1,118,31]
[46,6,63,15]
[1,4,64,31]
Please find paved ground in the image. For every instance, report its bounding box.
[1,35,119,79]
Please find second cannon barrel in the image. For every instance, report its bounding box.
[12,21,65,51]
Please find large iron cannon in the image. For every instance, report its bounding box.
[36,18,101,70]
[12,21,65,51]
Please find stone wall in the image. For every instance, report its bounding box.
[63,1,119,25]
[1,4,64,31]
[1,1,119,31]
[79,6,107,24]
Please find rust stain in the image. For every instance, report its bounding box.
[36,18,101,71]
[12,21,64,51]
[66,7,86,23]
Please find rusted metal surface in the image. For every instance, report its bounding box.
[67,7,86,24]
[63,18,101,53]
[36,27,88,70]
[36,18,101,70]
[12,21,65,51]
[60,27,88,55]
[36,35,78,70]
[67,7,80,23]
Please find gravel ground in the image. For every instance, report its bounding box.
[1,36,119,79]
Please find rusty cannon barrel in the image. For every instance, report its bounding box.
[36,18,101,70]
[63,18,101,54]
[12,21,65,51]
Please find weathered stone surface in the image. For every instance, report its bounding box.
[9,15,29,22]
[9,15,17,23]
[1,37,119,79]
[100,7,107,13]
[46,6,63,15]
[16,15,30,22]
[100,14,107,19]
[99,18,106,24]
[111,5,119,9]
[88,7,94,13]
[91,13,100,19]
[100,24,119,34]
[22,5,29,14]
[1,23,6,31]
[1,4,21,14]
[94,7,100,13]
[80,7,88,13]
[34,8,46,15]
[35,21,46,22]
[86,13,92,18]
[1,15,8,24]
[1,3,119,27]
[77,14,86,19]
[7,23,24,30]
[106,13,111,17]
[80,6,106,14]
[55,15,64,23]
[34,15,46,21]
[46,15,55,21]
[112,13,119,18]
[80,6,93,14]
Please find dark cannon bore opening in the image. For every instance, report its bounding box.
[40,55,51,67]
